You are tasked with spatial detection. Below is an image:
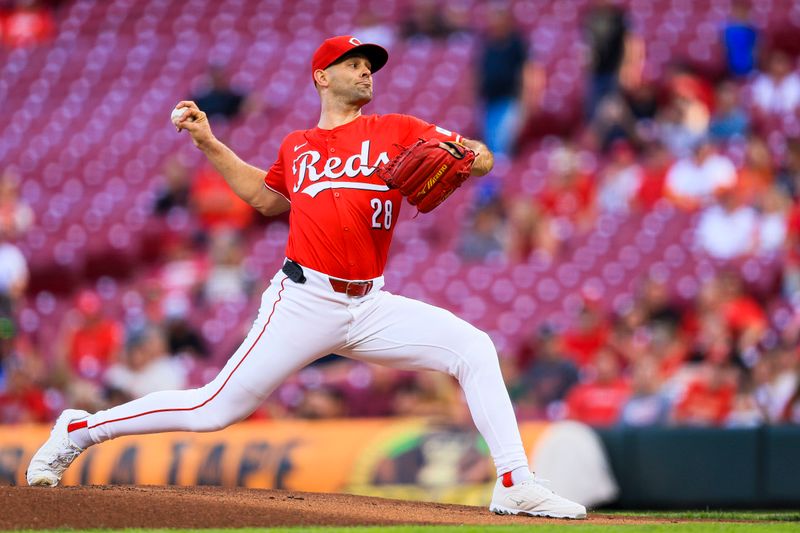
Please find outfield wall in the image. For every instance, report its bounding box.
[596,425,800,509]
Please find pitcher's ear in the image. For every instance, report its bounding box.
[313,69,328,87]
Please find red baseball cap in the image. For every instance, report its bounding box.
[311,35,388,81]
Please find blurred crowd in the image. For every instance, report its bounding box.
[456,0,800,427]
[1,0,799,428]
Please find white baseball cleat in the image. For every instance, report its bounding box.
[489,475,587,519]
[26,409,89,487]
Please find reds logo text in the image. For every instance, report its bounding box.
[292,140,391,197]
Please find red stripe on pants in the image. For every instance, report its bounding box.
[88,277,288,430]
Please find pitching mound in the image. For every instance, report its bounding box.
[4,485,673,529]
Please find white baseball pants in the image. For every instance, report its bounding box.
[85,263,529,476]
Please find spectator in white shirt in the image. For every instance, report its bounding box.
[751,48,800,114]
[756,186,789,254]
[0,241,27,304]
[695,188,757,259]
[104,326,189,402]
[204,229,253,304]
[0,233,28,360]
[352,13,396,49]
[666,138,737,210]
[597,140,643,214]
[0,169,34,238]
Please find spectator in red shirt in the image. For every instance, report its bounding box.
[59,290,123,382]
[564,348,631,427]
[561,301,610,368]
[719,272,768,354]
[3,0,55,48]
[634,141,672,211]
[537,146,596,222]
[190,163,254,234]
[673,363,737,426]
[534,145,596,257]
[0,350,51,423]
[783,198,800,305]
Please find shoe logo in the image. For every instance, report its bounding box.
[510,497,526,506]
[294,142,308,152]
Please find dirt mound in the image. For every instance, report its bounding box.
[2,485,667,529]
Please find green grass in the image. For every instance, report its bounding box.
[604,510,800,522]
[6,513,799,532]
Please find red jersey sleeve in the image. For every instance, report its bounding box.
[263,142,291,202]
[391,114,464,146]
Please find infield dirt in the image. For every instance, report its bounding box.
[1,485,719,529]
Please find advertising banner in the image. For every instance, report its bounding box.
[1,418,551,504]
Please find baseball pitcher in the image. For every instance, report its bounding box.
[27,36,586,519]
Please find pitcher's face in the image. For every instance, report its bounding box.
[324,53,374,107]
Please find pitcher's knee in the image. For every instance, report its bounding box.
[460,330,500,370]
[185,385,253,432]
[472,329,498,354]
[189,409,237,432]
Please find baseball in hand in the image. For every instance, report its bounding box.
[171,106,191,123]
